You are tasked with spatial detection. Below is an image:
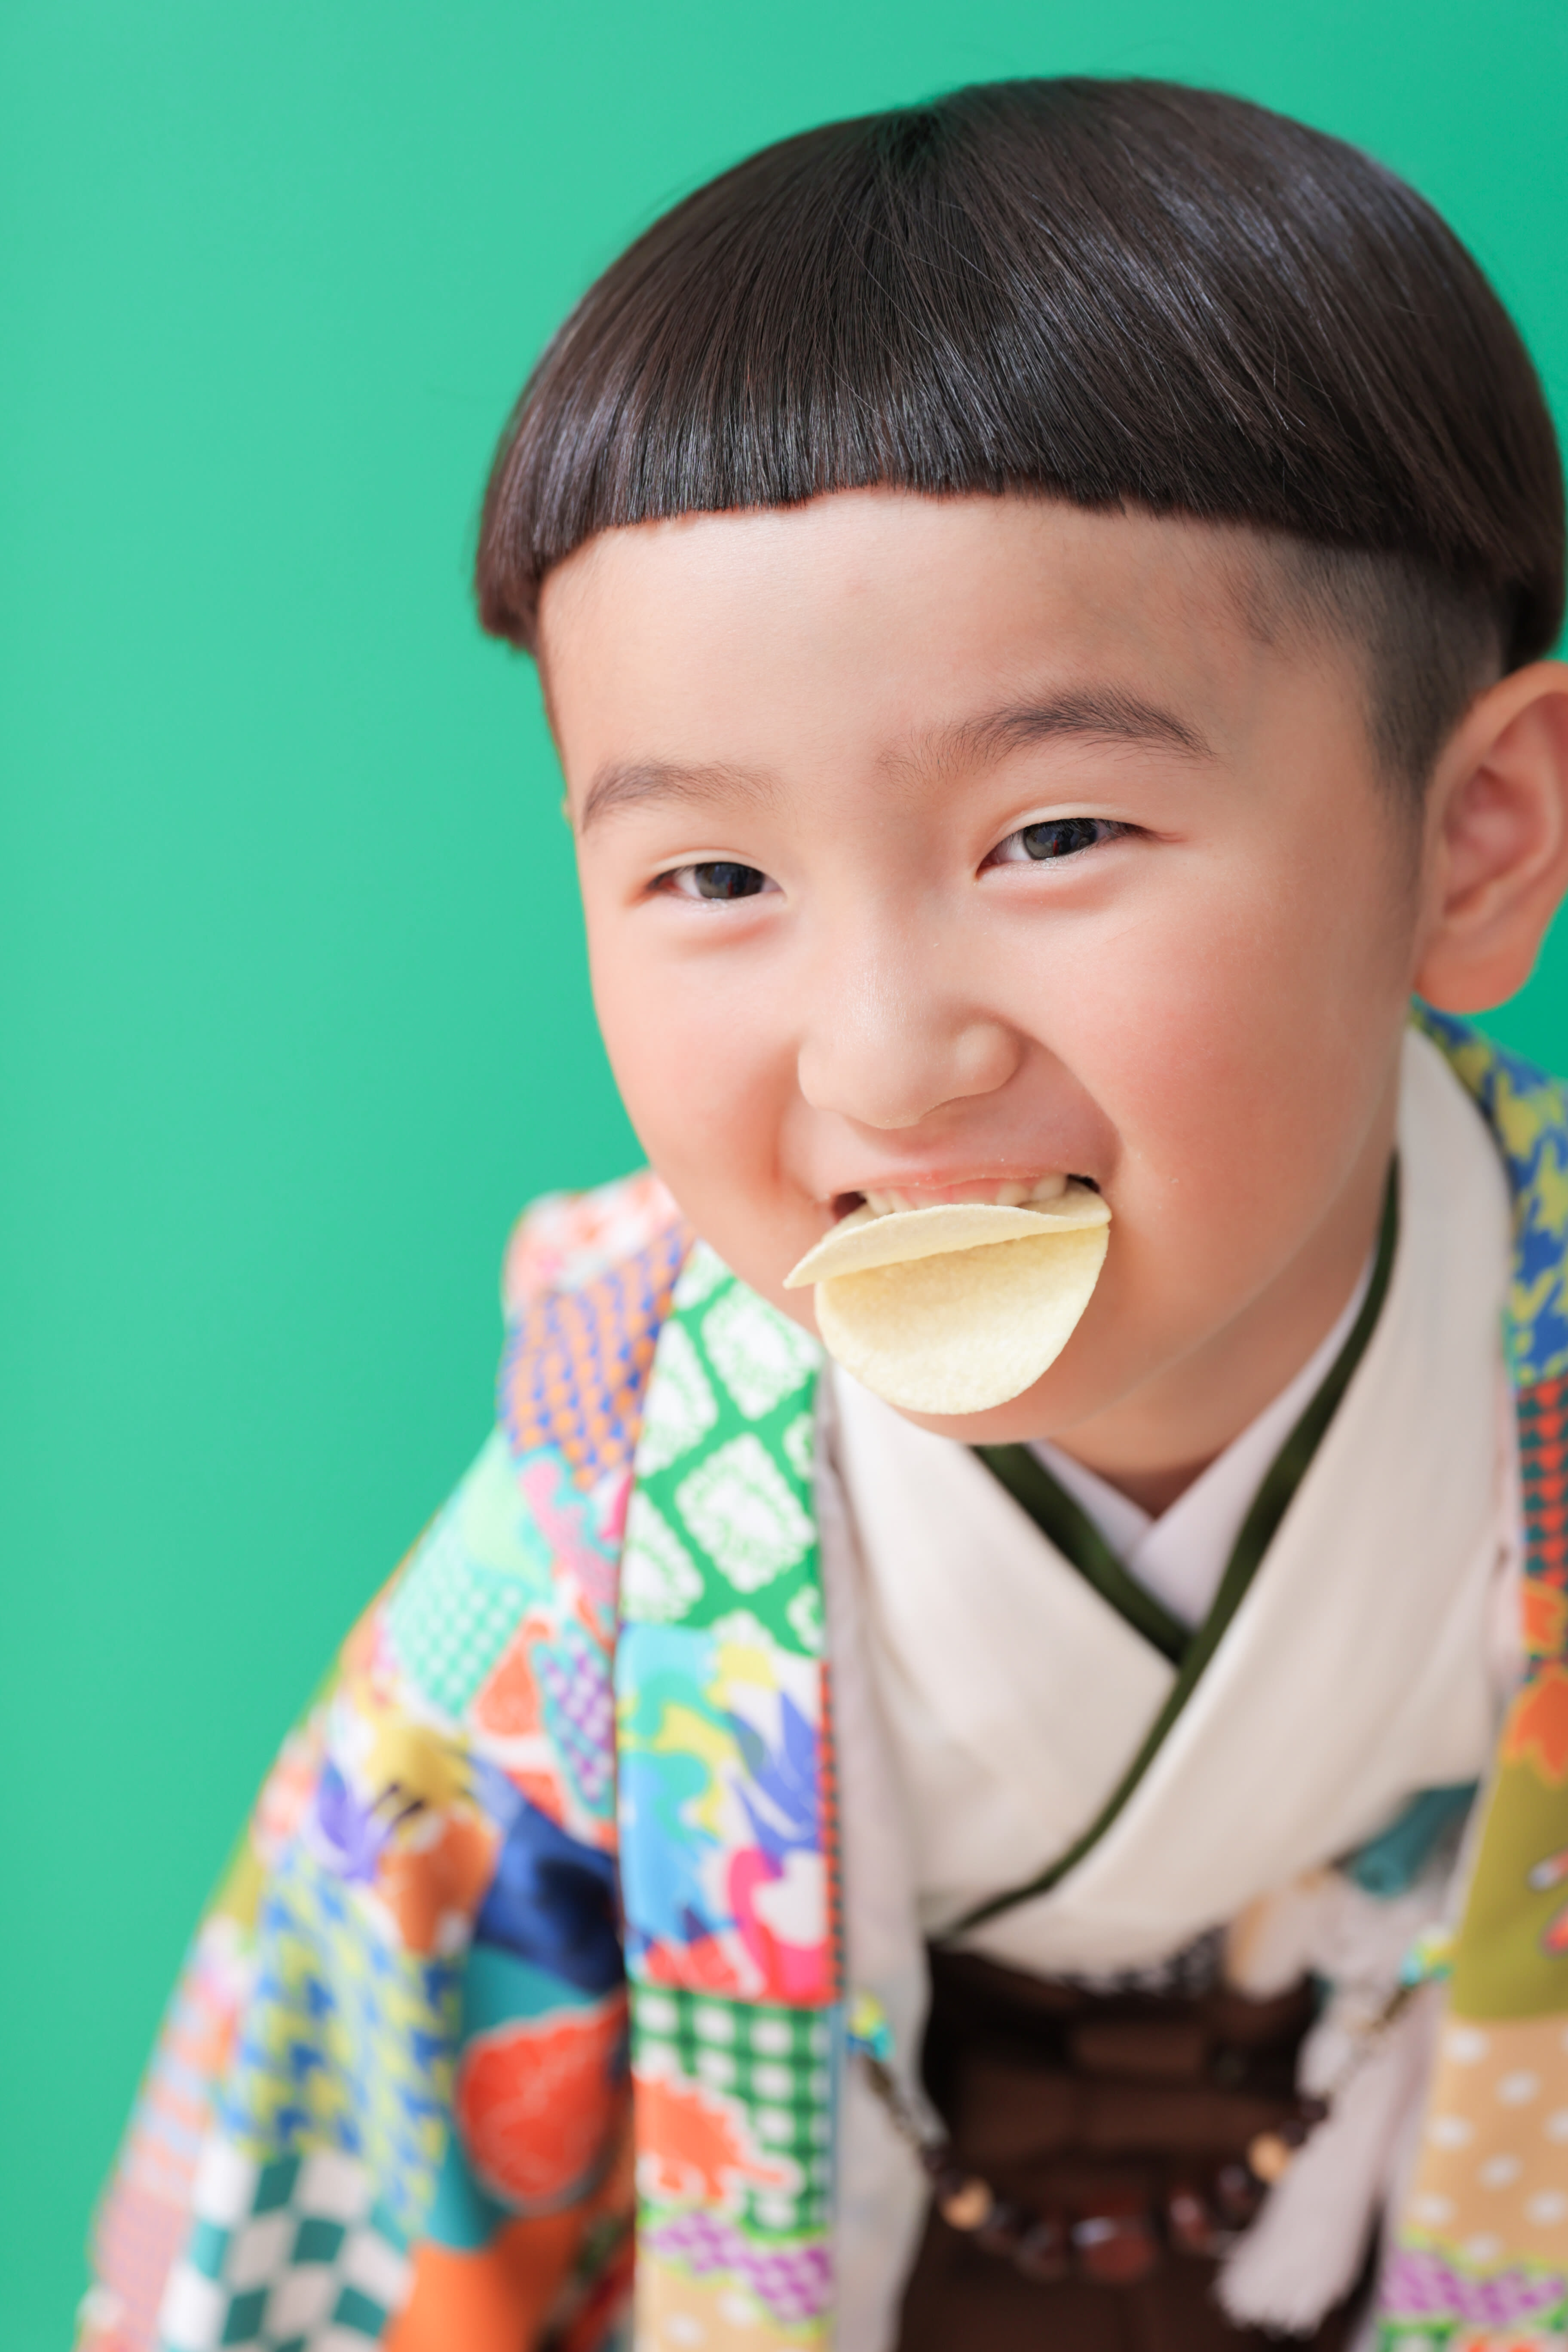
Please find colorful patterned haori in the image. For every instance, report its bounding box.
[1377,1013,1568,2347]
[80,1017,1568,2352]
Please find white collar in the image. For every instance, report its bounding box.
[827,1025,1513,1968]
[1034,1249,1374,1630]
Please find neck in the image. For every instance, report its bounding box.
[1047,1087,1398,1519]
[1088,1452,1227,1517]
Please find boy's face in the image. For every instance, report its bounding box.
[539,491,1421,1466]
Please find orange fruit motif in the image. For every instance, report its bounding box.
[471,1629,545,1738]
[457,1996,626,2209]
[634,2067,795,2208]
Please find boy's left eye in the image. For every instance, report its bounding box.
[985,816,1127,866]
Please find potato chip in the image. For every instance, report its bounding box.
[784,1185,1110,1414]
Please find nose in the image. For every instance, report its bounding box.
[795,929,1020,1130]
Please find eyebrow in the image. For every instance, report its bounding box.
[931,686,1215,773]
[578,758,776,834]
[578,686,1213,832]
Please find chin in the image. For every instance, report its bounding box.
[882,1377,1075,1447]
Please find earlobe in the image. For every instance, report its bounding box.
[1414,661,1568,1016]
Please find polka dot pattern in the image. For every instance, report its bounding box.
[1408,2015,1568,2267]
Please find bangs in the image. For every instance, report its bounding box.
[475,78,1562,685]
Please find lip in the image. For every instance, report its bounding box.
[824,1170,1077,1220]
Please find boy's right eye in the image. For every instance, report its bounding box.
[657,861,775,902]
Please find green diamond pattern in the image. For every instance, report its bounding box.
[630,1264,823,1650]
[781,1412,815,1485]
[619,1491,704,1623]
[700,1287,820,1419]
[635,1319,719,1475]
[674,1436,814,1594]
[671,1238,728,1311]
[784,1586,824,1656]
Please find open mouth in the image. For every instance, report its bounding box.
[786,1176,1112,1417]
[832,1172,1071,1221]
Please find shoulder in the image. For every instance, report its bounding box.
[1414,1005,1567,1145]
[498,1170,694,1493]
[500,1167,689,1311]
[1414,1007,1568,1386]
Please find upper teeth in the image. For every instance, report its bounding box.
[860,1174,1069,1217]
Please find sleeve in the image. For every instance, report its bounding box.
[77,1234,658,2352]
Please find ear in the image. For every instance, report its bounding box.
[1414,660,1568,1015]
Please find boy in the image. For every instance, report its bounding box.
[82,76,1568,2352]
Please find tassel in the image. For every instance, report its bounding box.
[1218,1978,1438,2328]
[1219,1862,1453,2330]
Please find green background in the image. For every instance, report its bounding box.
[3,0,1565,2338]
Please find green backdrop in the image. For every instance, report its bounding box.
[3,1,1566,2339]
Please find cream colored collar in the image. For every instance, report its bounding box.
[1034,1250,1373,1632]
[829,1026,1514,1976]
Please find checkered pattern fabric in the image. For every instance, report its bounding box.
[632,1991,834,2242]
[1519,1375,1568,1638]
[1380,2244,1566,2331]
[645,2211,832,2327]
[533,1618,616,1808]
[156,2139,409,2351]
[221,1837,459,2240]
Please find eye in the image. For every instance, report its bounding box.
[657,860,777,902]
[985,816,1127,866]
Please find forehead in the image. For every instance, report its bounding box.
[536,490,1341,781]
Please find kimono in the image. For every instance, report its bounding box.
[79,1010,1568,2352]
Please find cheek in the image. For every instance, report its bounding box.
[1044,839,1412,1254]
[586,919,790,1204]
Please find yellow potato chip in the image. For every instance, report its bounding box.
[784,1189,1106,1286]
[784,1186,1110,1415]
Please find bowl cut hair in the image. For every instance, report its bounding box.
[475,77,1565,791]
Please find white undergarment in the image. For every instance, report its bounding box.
[1034,1256,1372,1633]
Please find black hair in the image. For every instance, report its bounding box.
[475,77,1564,790]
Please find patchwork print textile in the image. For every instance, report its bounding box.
[82,1025,1568,2351]
[616,1243,837,2345]
[1377,1014,1568,2345]
[83,1173,682,2352]
[155,2143,409,2351]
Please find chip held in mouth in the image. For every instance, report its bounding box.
[784,1183,1111,1415]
